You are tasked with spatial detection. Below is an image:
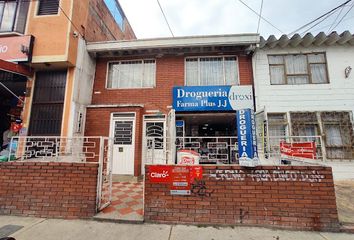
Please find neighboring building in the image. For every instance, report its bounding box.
[85,34,259,176]
[253,31,354,160]
[0,0,135,144]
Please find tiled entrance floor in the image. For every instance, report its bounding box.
[94,181,143,222]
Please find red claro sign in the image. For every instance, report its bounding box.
[148,166,172,183]
[149,165,203,184]
[0,35,34,62]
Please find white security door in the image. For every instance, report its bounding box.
[143,117,165,167]
[111,113,136,175]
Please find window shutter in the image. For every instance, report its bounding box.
[14,0,30,33]
[38,0,60,16]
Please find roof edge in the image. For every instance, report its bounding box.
[87,33,260,53]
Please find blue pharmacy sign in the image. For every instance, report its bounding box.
[172,85,253,112]
[236,109,259,167]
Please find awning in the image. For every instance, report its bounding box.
[0,59,32,102]
[0,59,33,77]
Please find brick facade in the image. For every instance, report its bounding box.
[85,0,136,42]
[0,162,98,219]
[91,55,253,110]
[85,54,254,176]
[144,165,339,231]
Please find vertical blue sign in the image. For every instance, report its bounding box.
[237,109,259,167]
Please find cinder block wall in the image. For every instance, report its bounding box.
[0,162,98,219]
[144,165,339,231]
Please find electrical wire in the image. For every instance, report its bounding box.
[326,3,346,34]
[256,0,264,34]
[288,0,353,36]
[237,0,284,34]
[57,4,84,38]
[299,9,338,36]
[156,0,174,37]
[15,0,85,38]
[311,14,354,33]
[328,2,354,33]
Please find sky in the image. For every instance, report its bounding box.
[119,0,354,39]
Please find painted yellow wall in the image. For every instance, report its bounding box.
[25,0,76,64]
[61,67,75,137]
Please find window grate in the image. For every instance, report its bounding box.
[29,71,66,136]
[37,0,59,16]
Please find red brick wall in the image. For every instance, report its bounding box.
[84,0,136,42]
[239,55,253,85]
[92,56,185,113]
[92,55,253,112]
[0,162,98,219]
[144,165,339,231]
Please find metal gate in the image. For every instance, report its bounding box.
[96,137,114,211]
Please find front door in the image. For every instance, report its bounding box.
[111,113,136,175]
[143,117,165,165]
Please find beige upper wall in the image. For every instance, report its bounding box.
[26,0,72,61]
[25,0,136,66]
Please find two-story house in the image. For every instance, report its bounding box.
[85,34,259,177]
[253,31,354,161]
[0,0,135,150]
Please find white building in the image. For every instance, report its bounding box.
[253,31,354,160]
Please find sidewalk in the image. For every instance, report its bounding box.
[1,216,353,240]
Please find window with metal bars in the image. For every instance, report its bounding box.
[37,0,59,16]
[0,0,30,33]
[29,71,66,136]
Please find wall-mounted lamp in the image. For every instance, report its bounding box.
[345,66,352,78]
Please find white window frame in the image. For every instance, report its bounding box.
[184,55,239,86]
[268,52,329,85]
[106,59,156,89]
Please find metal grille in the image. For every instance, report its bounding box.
[114,121,133,145]
[143,136,238,165]
[8,136,114,212]
[146,122,164,149]
[321,111,354,159]
[29,71,66,135]
[37,0,59,15]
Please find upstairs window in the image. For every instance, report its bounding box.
[268,53,328,85]
[107,59,156,89]
[185,56,239,86]
[0,0,29,33]
[37,0,59,16]
[104,0,124,31]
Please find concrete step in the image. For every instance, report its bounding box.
[112,174,143,183]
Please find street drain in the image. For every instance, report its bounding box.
[0,225,23,238]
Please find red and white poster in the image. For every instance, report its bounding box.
[280,142,317,159]
[149,165,204,195]
[170,166,191,195]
